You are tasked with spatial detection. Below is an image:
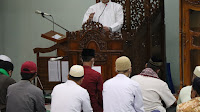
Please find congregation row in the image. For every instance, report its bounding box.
[0,49,200,112]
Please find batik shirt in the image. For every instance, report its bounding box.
[177,97,200,112]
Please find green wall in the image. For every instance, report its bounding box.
[0,0,95,81]
[165,0,180,91]
[1,0,180,91]
[0,1,4,53]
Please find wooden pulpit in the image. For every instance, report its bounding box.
[34,0,166,90]
[34,22,124,90]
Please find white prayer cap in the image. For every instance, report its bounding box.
[194,66,200,77]
[116,56,131,72]
[0,55,12,62]
[69,65,84,77]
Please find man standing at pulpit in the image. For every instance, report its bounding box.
[81,49,103,112]
[82,0,124,32]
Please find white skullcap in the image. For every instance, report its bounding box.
[0,55,12,62]
[194,66,200,77]
[116,56,131,71]
[69,65,84,77]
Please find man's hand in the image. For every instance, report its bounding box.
[88,12,95,21]
[103,26,111,32]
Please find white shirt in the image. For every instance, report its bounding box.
[177,85,192,104]
[82,1,124,32]
[51,80,93,112]
[103,74,144,112]
[131,75,176,112]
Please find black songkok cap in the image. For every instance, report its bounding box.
[148,56,163,67]
[81,49,95,57]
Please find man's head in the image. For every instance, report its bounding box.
[191,77,200,98]
[0,61,14,77]
[192,66,200,81]
[146,56,162,73]
[115,56,132,77]
[20,61,37,81]
[81,49,95,66]
[68,65,84,85]
[101,0,109,4]
[0,55,12,62]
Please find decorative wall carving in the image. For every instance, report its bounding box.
[80,31,107,50]
[82,21,103,32]
[95,53,108,62]
[130,0,145,31]
[150,0,160,15]
[79,53,108,62]
[185,0,200,5]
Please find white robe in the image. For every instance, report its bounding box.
[82,1,124,32]
[103,74,144,112]
[177,85,192,104]
[131,75,176,112]
[51,80,93,112]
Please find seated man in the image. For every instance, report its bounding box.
[103,56,144,112]
[51,65,93,112]
[177,66,200,104]
[82,0,124,32]
[0,60,15,112]
[177,77,200,112]
[6,61,46,112]
[131,56,176,112]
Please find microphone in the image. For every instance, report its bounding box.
[98,4,107,22]
[49,57,63,61]
[35,10,51,16]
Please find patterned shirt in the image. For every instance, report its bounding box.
[177,97,200,112]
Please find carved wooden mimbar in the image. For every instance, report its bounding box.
[34,0,165,90]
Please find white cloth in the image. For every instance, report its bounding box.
[51,80,93,112]
[82,1,124,32]
[131,75,176,112]
[103,74,144,112]
[177,85,192,104]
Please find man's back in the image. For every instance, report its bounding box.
[51,80,93,112]
[103,74,144,112]
[0,73,15,111]
[131,75,176,112]
[6,80,46,112]
[81,66,103,112]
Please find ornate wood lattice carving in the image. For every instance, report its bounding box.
[82,21,103,32]
[80,31,107,50]
[130,0,145,31]
[95,53,108,62]
[67,31,83,40]
[79,53,108,62]
[150,0,160,15]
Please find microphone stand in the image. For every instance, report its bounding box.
[36,76,46,95]
[41,13,69,32]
